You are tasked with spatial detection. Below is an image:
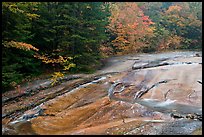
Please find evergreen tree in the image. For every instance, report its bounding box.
[2,2,41,91]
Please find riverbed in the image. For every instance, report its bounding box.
[2,51,202,135]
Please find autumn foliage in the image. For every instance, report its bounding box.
[107,2,155,54]
[157,2,202,50]
[2,2,202,92]
[106,2,202,54]
[3,41,39,51]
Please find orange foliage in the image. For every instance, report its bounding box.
[34,54,72,65]
[158,35,183,50]
[3,41,39,51]
[167,35,183,49]
[166,5,182,14]
[34,54,76,72]
[165,3,201,28]
[50,71,64,86]
[100,45,114,57]
[108,2,155,54]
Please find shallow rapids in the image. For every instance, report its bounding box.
[2,51,202,135]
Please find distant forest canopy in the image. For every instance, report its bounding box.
[2,2,202,91]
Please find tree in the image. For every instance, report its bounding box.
[107,2,155,54]
[139,2,202,51]
[31,2,110,72]
[162,2,202,49]
[2,2,41,92]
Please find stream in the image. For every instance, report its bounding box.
[2,51,202,135]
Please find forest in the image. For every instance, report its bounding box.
[2,2,202,92]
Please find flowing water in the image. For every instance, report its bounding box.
[2,51,202,135]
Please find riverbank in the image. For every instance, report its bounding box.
[2,51,202,135]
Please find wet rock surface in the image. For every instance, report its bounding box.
[2,51,202,135]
